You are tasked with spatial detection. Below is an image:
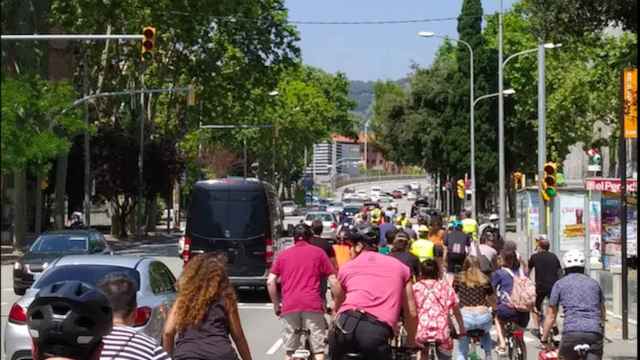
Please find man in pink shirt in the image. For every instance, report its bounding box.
[267,224,341,360]
[329,224,418,360]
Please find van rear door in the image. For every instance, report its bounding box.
[188,188,269,277]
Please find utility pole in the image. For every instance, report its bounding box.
[497,0,506,239]
[83,49,91,227]
[537,43,547,236]
[137,73,145,241]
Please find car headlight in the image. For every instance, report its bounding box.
[42,262,49,269]
[14,261,22,270]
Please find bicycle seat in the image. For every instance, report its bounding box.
[344,353,365,359]
[292,349,311,359]
[467,329,486,338]
[574,344,590,352]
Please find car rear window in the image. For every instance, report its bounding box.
[34,265,141,290]
[30,235,88,253]
[189,189,267,239]
[307,213,333,222]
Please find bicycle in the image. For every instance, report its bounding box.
[292,328,312,360]
[503,321,527,360]
[573,344,591,360]
[466,329,486,360]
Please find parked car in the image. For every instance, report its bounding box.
[304,211,338,238]
[281,201,300,216]
[13,229,113,295]
[5,255,176,360]
[407,191,418,201]
[391,189,404,199]
[181,178,287,288]
[370,185,382,197]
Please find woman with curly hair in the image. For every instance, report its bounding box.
[162,253,252,360]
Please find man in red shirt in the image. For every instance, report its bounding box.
[267,224,341,360]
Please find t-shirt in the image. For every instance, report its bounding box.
[390,251,420,277]
[444,230,471,257]
[528,251,562,292]
[491,266,530,327]
[101,326,170,360]
[333,244,351,269]
[378,222,395,246]
[453,279,493,308]
[428,230,445,247]
[469,242,497,264]
[338,251,411,330]
[310,236,336,259]
[550,273,604,335]
[271,241,335,315]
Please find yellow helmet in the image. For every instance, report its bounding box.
[418,225,429,233]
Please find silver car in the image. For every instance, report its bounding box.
[281,201,299,216]
[4,255,177,360]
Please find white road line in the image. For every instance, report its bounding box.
[266,338,283,355]
[237,303,272,309]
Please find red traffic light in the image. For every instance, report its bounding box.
[143,28,155,38]
[141,26,156,61]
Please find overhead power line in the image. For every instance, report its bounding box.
[206,14,486,25]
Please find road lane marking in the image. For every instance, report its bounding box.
[237,303,272,309]
[266,338,283,355]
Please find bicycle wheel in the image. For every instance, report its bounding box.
[508,336,527,360]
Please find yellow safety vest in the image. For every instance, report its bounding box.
[462,218,478,240]
[410,239,435,262]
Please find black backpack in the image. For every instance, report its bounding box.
[446,232,468,259]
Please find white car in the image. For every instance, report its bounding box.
[326,201,344,215]
[410,182,420,191]
[304,211,338,237]
[370,185,382,197]
[407,191,418,200]
[281,201,299,216]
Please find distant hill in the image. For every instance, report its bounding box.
[348,78,410,127]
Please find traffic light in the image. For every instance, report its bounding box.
[541,162,558,201]
[456,179,465,199]
[141,26,156,61]
[512,171,525,190]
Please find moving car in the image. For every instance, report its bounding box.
[281,200,300,216]
[407,191,418,201]
[182,178,287,287]
[5,255,176,360]
[326,201,344,216]
[341,205,362,220]
[13,229,113,295]
[370,185,382,198]
[304,211,338,237]
[391,189,404,199]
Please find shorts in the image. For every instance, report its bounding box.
[535,288,552,313]
[558,332,603,360]
[281,311,328,354]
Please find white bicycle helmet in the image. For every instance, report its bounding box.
[563,249,586,268]
[489,213,499,221]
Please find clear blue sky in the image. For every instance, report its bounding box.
[285,0,517,81]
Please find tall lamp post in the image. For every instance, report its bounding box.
[501,43,562,237]
[364,119,371,176]
[418,31,476,219]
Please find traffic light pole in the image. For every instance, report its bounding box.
[537,43,547,237]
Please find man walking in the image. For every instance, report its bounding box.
[528,237,562,337]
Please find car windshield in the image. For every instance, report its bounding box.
[34,265,141,290]
[307,213,333,222]
[281,201,295,206]
[329,202,343,207]
[29,235,88,253]
[343,207,360,214]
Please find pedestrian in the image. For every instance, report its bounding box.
[453,256,496,360]
[528,237,562,337]
[163,253,252,360]
[98,274,170,360]
[413,258,466,360]
[267,224,340,360]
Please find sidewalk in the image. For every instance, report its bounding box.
[602,315,637,359]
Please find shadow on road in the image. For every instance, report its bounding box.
[235,287,271,303]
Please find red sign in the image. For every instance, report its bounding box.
[585,178,637,193]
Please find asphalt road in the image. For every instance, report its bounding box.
[1,179,542,359]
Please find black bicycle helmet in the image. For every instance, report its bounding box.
[348,223,379,247]
[27,281,113,359]
[293,223,312,242]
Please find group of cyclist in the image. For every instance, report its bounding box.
[269,204,607,360]
[22,202,606,360]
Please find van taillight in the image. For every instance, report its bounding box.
[8,303,26,324]
[266,237,274,265]
[181,235,192,265]
[134,306,152,327]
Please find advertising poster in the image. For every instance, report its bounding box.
[602,194,622,267]
[560,193,586,251]
[589,200,602,265]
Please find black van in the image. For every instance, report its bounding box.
[182,178,286,287]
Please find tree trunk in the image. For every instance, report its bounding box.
[145,196,157,233]
[54,154,67,229]
[13,169,27,249]
[35,174,42,234]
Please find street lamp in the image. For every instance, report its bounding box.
[501,42,561,237]
[473,88,515,108]
[419,31,477,218]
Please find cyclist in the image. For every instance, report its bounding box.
[333,227,353,270]
[541,250,606,360]
[396,212,409,227]
[527,237,562,338]
[370,205,383,225]
[443,220,470,279]
[403,220,418,240]
[267,224,341,360]
[310,220,338,310]
[411,225,435,262]
[460,210,478,241]
[389,230,420,279]
[453,256,496,360]
[413,258,466,359]
[329,224,418,360]
[491,249,530,355]
[99,274,170,360]
[478,213,499,239]
[379,215,396,250]
[26,281,113,360]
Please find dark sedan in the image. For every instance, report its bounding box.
[13,229,113,295]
